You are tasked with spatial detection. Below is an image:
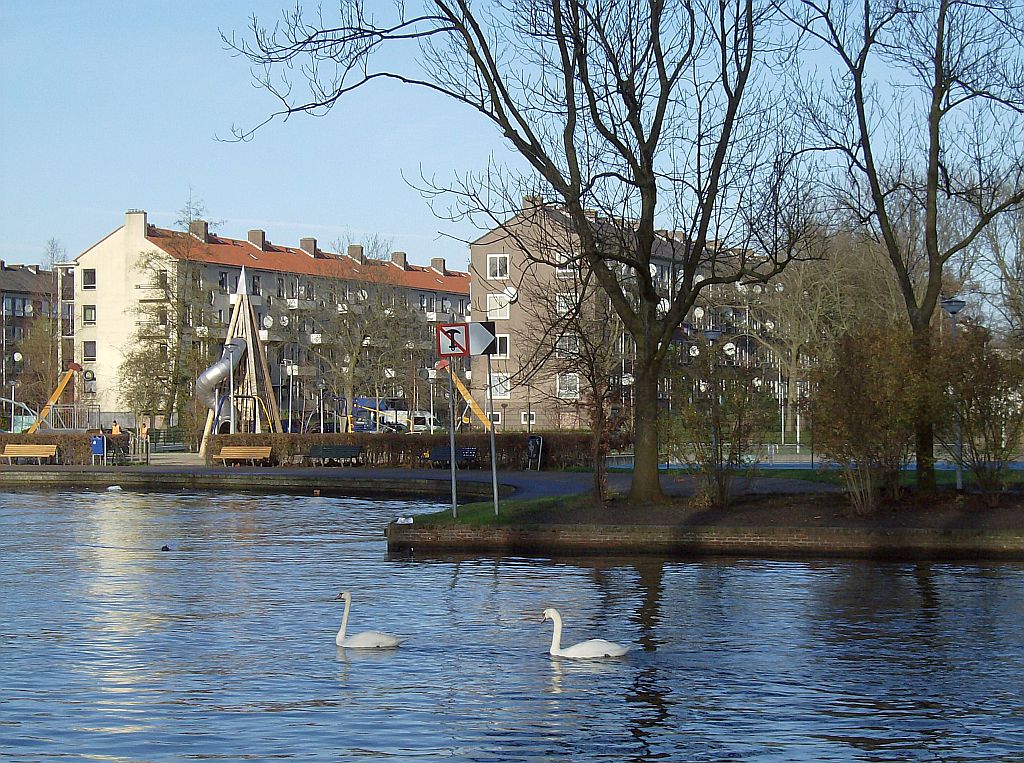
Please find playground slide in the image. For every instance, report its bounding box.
[195,339,246,409]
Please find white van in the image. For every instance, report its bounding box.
[404,411,444,433]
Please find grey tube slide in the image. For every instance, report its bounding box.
[195,338,246,410]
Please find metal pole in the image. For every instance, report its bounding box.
[429,373,436,434]
[447,367,458,518]
[487,354,499,516]
[228,358,235,434]
[952,317,963,493]
[288,363,294,431]
[319,386,324,432]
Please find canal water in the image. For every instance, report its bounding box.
[2,490,1022,762]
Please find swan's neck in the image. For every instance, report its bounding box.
[548,612,563,654]
[338,596,351,642]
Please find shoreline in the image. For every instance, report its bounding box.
[3,464,1023,560]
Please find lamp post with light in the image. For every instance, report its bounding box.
[941,296,966,493]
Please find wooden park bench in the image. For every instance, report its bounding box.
[215,446,272,466]
[307,444,363,467]
[425,446,480,469]
[1,443,59,465]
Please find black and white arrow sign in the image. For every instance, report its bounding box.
[468,321,497,356]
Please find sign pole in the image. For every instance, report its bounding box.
[447,365,458,519]
[486,354,499,515]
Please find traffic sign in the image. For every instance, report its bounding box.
[468,321,497,356]
[436,323,470,357]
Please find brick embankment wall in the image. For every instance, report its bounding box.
[386,523,1024,560]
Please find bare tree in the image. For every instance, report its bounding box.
[228,0,810,502]
[784,0,1024,489]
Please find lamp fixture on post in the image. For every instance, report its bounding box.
[940,296,966,493]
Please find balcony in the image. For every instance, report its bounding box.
[286,298,315,310]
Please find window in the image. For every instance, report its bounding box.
[218,272,229,292]
[556,334,578,358]
[277,277,286,298]
[555,251,574,277]
[158,270,168,289]
[489,411,502,425]
[521,411,537,425]
[490,372,511,399]
[486,293,510,320]
[251,275,261,295]
[419,295,428,311]
[83,341,97,361]
[487,253,509,280]
[556,292,575,317]
[494,334,510,359]
[83,305,96,324]
[557,372,580,399]
[82,269,96,289]
[304,283,314,300]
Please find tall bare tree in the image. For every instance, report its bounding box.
[784,0,1024,489]
[228,0,810,501]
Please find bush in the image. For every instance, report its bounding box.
[0,432,94,464]
[809,328,923,513]
[206,430,596,470]
[936,328,1024,505]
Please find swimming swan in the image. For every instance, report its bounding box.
[542,608,630,658]
[335,591,404,648]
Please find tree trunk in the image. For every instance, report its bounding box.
[629,365,665,503]
[590,396,608,502]
[911,327,936,492]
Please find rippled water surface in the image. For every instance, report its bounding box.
[2,490,1024,761]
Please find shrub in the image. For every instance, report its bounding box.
[809,327,923,514]
[206,430,595,470]
[662,348,777,507]
[0,432,94,464]
[935,328,1024,505]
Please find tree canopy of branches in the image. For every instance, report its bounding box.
[229,0,811,502]
[785,0,1024,489]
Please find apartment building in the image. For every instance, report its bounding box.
[1,261,56,400]
[468,198,773,432]
[71,210,471,417]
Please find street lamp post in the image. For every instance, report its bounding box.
[941,296,966,493]
[317,378,327,432]
[10,351,22,431]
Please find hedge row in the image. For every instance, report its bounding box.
[0,432,101,465]
[206,431,610,470]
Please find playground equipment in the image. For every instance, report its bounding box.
[435,361,492,431]
[26,363,83,434]
[197,268,282,455]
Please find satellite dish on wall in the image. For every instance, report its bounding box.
[262,315,274,329]
[693,307,705,320]
[279,315,290,327]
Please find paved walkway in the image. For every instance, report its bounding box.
[1,448,838,501]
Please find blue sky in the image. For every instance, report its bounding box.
[0,1,517,269]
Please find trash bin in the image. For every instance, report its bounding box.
[90,435,106,465]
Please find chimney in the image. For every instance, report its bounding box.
[300,237,317,256]
[347,244,366,264]
[248,229,267,250]
[125,209,148,239]
[27,264,38,274]
[431,257,446,274]
[189,219,209,243]
[390,251,408,269]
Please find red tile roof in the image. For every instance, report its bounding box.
[145,227,470,295]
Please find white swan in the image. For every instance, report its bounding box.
[542,608,630,658]
[335,591,404,648]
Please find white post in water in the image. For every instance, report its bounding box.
[486,354,499,516]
